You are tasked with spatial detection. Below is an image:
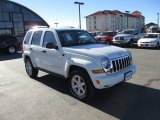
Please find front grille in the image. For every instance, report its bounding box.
[115,37,119,40]
[115,37,124,41]
[110,56,131,73]
[120,37,124,40]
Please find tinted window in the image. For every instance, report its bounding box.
[31,31,42,46]
[143,34,158,38]
[43,31,57,47]
[57,30,97,47]
[122,30,133,34]
[100,32,117,36]
[24,31,32,45]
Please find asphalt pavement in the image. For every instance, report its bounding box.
[0,48,160,120]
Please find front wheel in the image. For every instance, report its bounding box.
[68,69,96,101]
[8,46,16,54]
[25,58,38,78]
[155,42,159,49]
[128,40,134,48]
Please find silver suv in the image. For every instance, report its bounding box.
[113,29,141,47]
[23,26,136,101]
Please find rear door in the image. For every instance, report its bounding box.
[29,30,43,67]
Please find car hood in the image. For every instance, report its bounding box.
[138,38,157,42]
[95,36,108,39]
[115,34,133,37]
[63,44,129,59]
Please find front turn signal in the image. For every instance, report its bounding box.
[92,69,105,74]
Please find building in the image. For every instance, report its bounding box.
[86,10,145,32]
[0,0,49,41]
[145,22,159,33]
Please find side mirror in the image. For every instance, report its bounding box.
[46,43,58,50]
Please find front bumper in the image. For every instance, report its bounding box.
[90,65,136,89]
[137,42,157,48]
[112,40,129,45]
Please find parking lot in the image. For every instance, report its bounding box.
[0,48,160,120]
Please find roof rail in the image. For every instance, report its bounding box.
[31,26,48,29]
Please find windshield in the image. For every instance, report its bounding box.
[57,30,97,47]
[143,34,158,38]
[100,32,116,36]
[121,30,133,34]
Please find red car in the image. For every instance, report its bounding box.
[95,31,117,44]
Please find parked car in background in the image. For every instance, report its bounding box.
[89,31,101,37]
[137,33,160,49]
[113,29,141,47]
[95,31,117,44]
[0,35,19,54]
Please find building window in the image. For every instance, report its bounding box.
[0,0,49,40]
[0,12,10,21]
[0,29,12,35]
[0,22,13,28]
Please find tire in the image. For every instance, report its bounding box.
[68,69,96,101]
[106,40,109,45]
[8,46,16,54]
[155,42,159,49]
[25,58,38,78]
[128,40,133,48]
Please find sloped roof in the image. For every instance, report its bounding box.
[86,10,144,18]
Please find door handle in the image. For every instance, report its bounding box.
[41,50,47,53]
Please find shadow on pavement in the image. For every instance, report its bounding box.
[0,53,22,61]
[35,74,160,120]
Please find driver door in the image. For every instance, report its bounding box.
[39,31,62,75]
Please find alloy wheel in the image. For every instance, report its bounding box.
[71,75,87,98]
[26,60,33,76]
[8,47,16,54]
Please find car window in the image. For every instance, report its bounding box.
[122,30,133,34]
[24,31,32,45]
[43,31,57,47]
[31,31,42,46]
[143,34,158,38]
[57,30,97,47]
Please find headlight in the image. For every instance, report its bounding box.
[101,57,110,69]
[150,40,156,43]
[127,50,132,64]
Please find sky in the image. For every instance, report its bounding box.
[11,0,160,29]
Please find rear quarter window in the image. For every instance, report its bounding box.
[24,31,32,45]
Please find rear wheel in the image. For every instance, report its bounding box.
[69,69,96,101]
[25,58,38,78]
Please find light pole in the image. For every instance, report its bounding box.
[54,22,59,28]
[74,1,84,29]
[125,11,130,29]
[157,13,159,28]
